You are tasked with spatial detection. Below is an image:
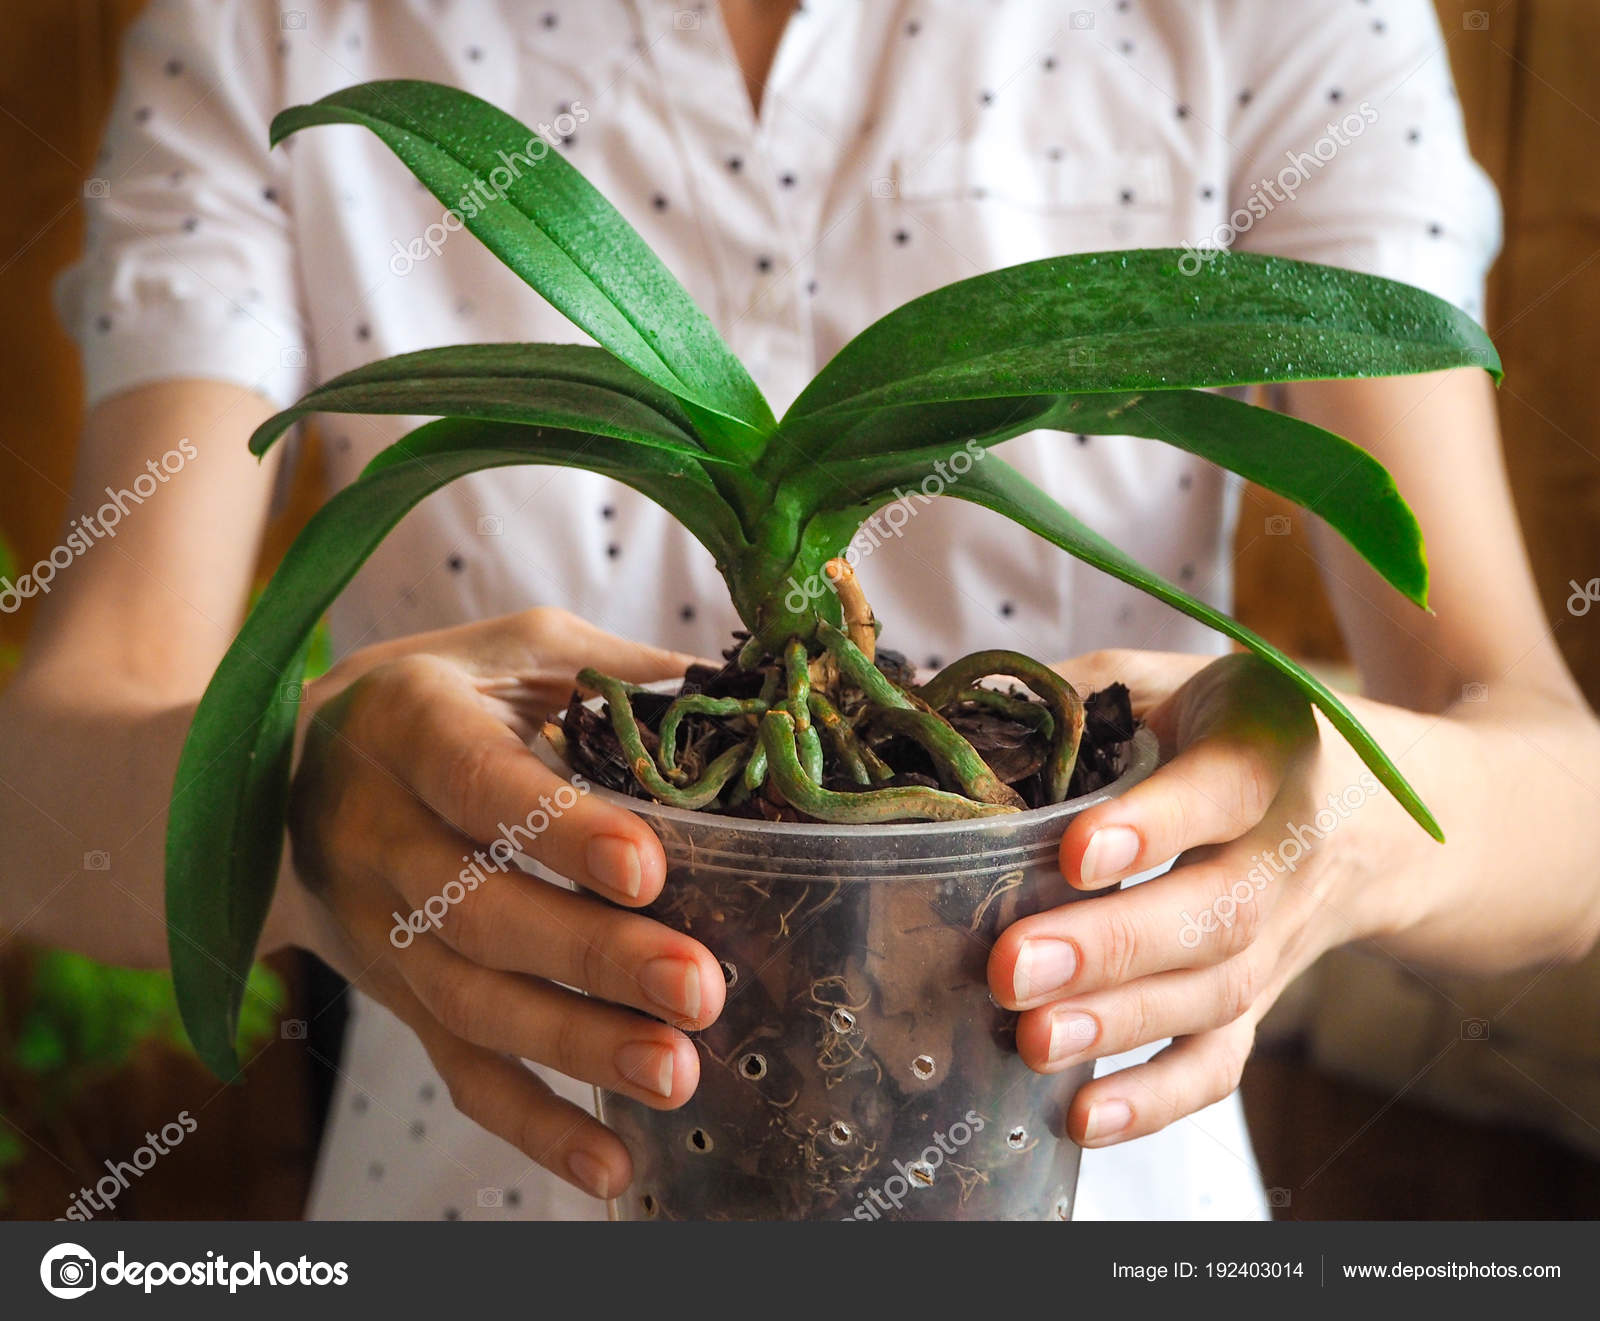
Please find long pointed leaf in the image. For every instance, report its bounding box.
[248,344,717,461]
[167,423,740,1075]
[934,456,1443,840]
[272,81,773,455]
[786,249,1500,432]
[789,387,1429,607]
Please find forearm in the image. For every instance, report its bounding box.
[0,672,199,964]
[0,380,283,965]
[1336,682,1600,975]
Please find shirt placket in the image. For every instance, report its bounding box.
[634,0,850,415]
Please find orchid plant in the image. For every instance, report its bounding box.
[165,81,1499,1077]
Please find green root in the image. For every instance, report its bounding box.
[807,690,880,786]
[743,741,769,789]
[760,712,1017,823]
[862,707,1025,808]
[916,651,1086,802]
[575,590,1090,820]
[815,620,913,710]
[578,668,753,809]
[951,686,1055,735]
[784,639,825,781]
[657,694,769,781]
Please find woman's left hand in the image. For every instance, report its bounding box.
[987,648,1432,1149]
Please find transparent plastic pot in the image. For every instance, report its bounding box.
[535,718,1167,1222]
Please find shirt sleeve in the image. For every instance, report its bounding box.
[1215,0,1501,320]
[53,0,309,410]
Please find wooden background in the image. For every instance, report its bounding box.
[2,1,1597,1219]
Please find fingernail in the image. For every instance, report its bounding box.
[567,1149,613,1199]
[614,1041,676,1098]
[638,957,702,1026]
[1014,938,1078,1002]
[1046,1010,1098,1063]
[1084,1099,1134,1143]
[1079,825,1141,885]
[586,835,643,898]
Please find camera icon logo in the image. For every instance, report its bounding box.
[281,10,306,30]
[673,10,700,30]
[1461,1017,1490,1041]
[1461,681,1489,703]
[870,177,897,199]
[1265,514,1292,535]
[83,850,111,871]
[477,514,504,536]
[83,178,110,199]
[477,1187,504,1208]
[1266,1187,1292,1209]
[1463,11,1489,30]
[41,1244,97,1298]
[278,680,305,705]
[1070,11,1095,30]
[281,1018,308,1040]
[280,346,307,369]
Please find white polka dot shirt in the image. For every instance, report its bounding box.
[57,0,1500,1220]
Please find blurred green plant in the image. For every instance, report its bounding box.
[7,954,285,1091]
[0,958,285,1209]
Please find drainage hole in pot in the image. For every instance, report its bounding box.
[911,1054,936,1080]
[720,960,738,988]
[828,1120,853,1146]
[1007,1126,1027,1150]
[830,1008,856,1033]
[687,1128,713,1154]
[640,1193,658,1218]
[738,1052,767,1081]
[909,1160,935,1187]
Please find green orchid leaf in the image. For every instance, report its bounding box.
[249,344,723,463]
[271,81,773,455]
[168,422,740,1076]
[790,386,1428,608]
[786,249,1500,436]
[940,454,1443,840]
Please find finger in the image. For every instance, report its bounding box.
[341,607,704,696]
[989,854,1277,1007]
[396,932,702,1109]
[1065,1015,1258,1148]
[374,967,632,1199]
[514,607,708,686]
[1013,953,1263,1073]
[1061,654,1316,889]
[381,818,724,1030]
[363,654,668,906]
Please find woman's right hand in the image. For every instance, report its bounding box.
[264,606,727,1200]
